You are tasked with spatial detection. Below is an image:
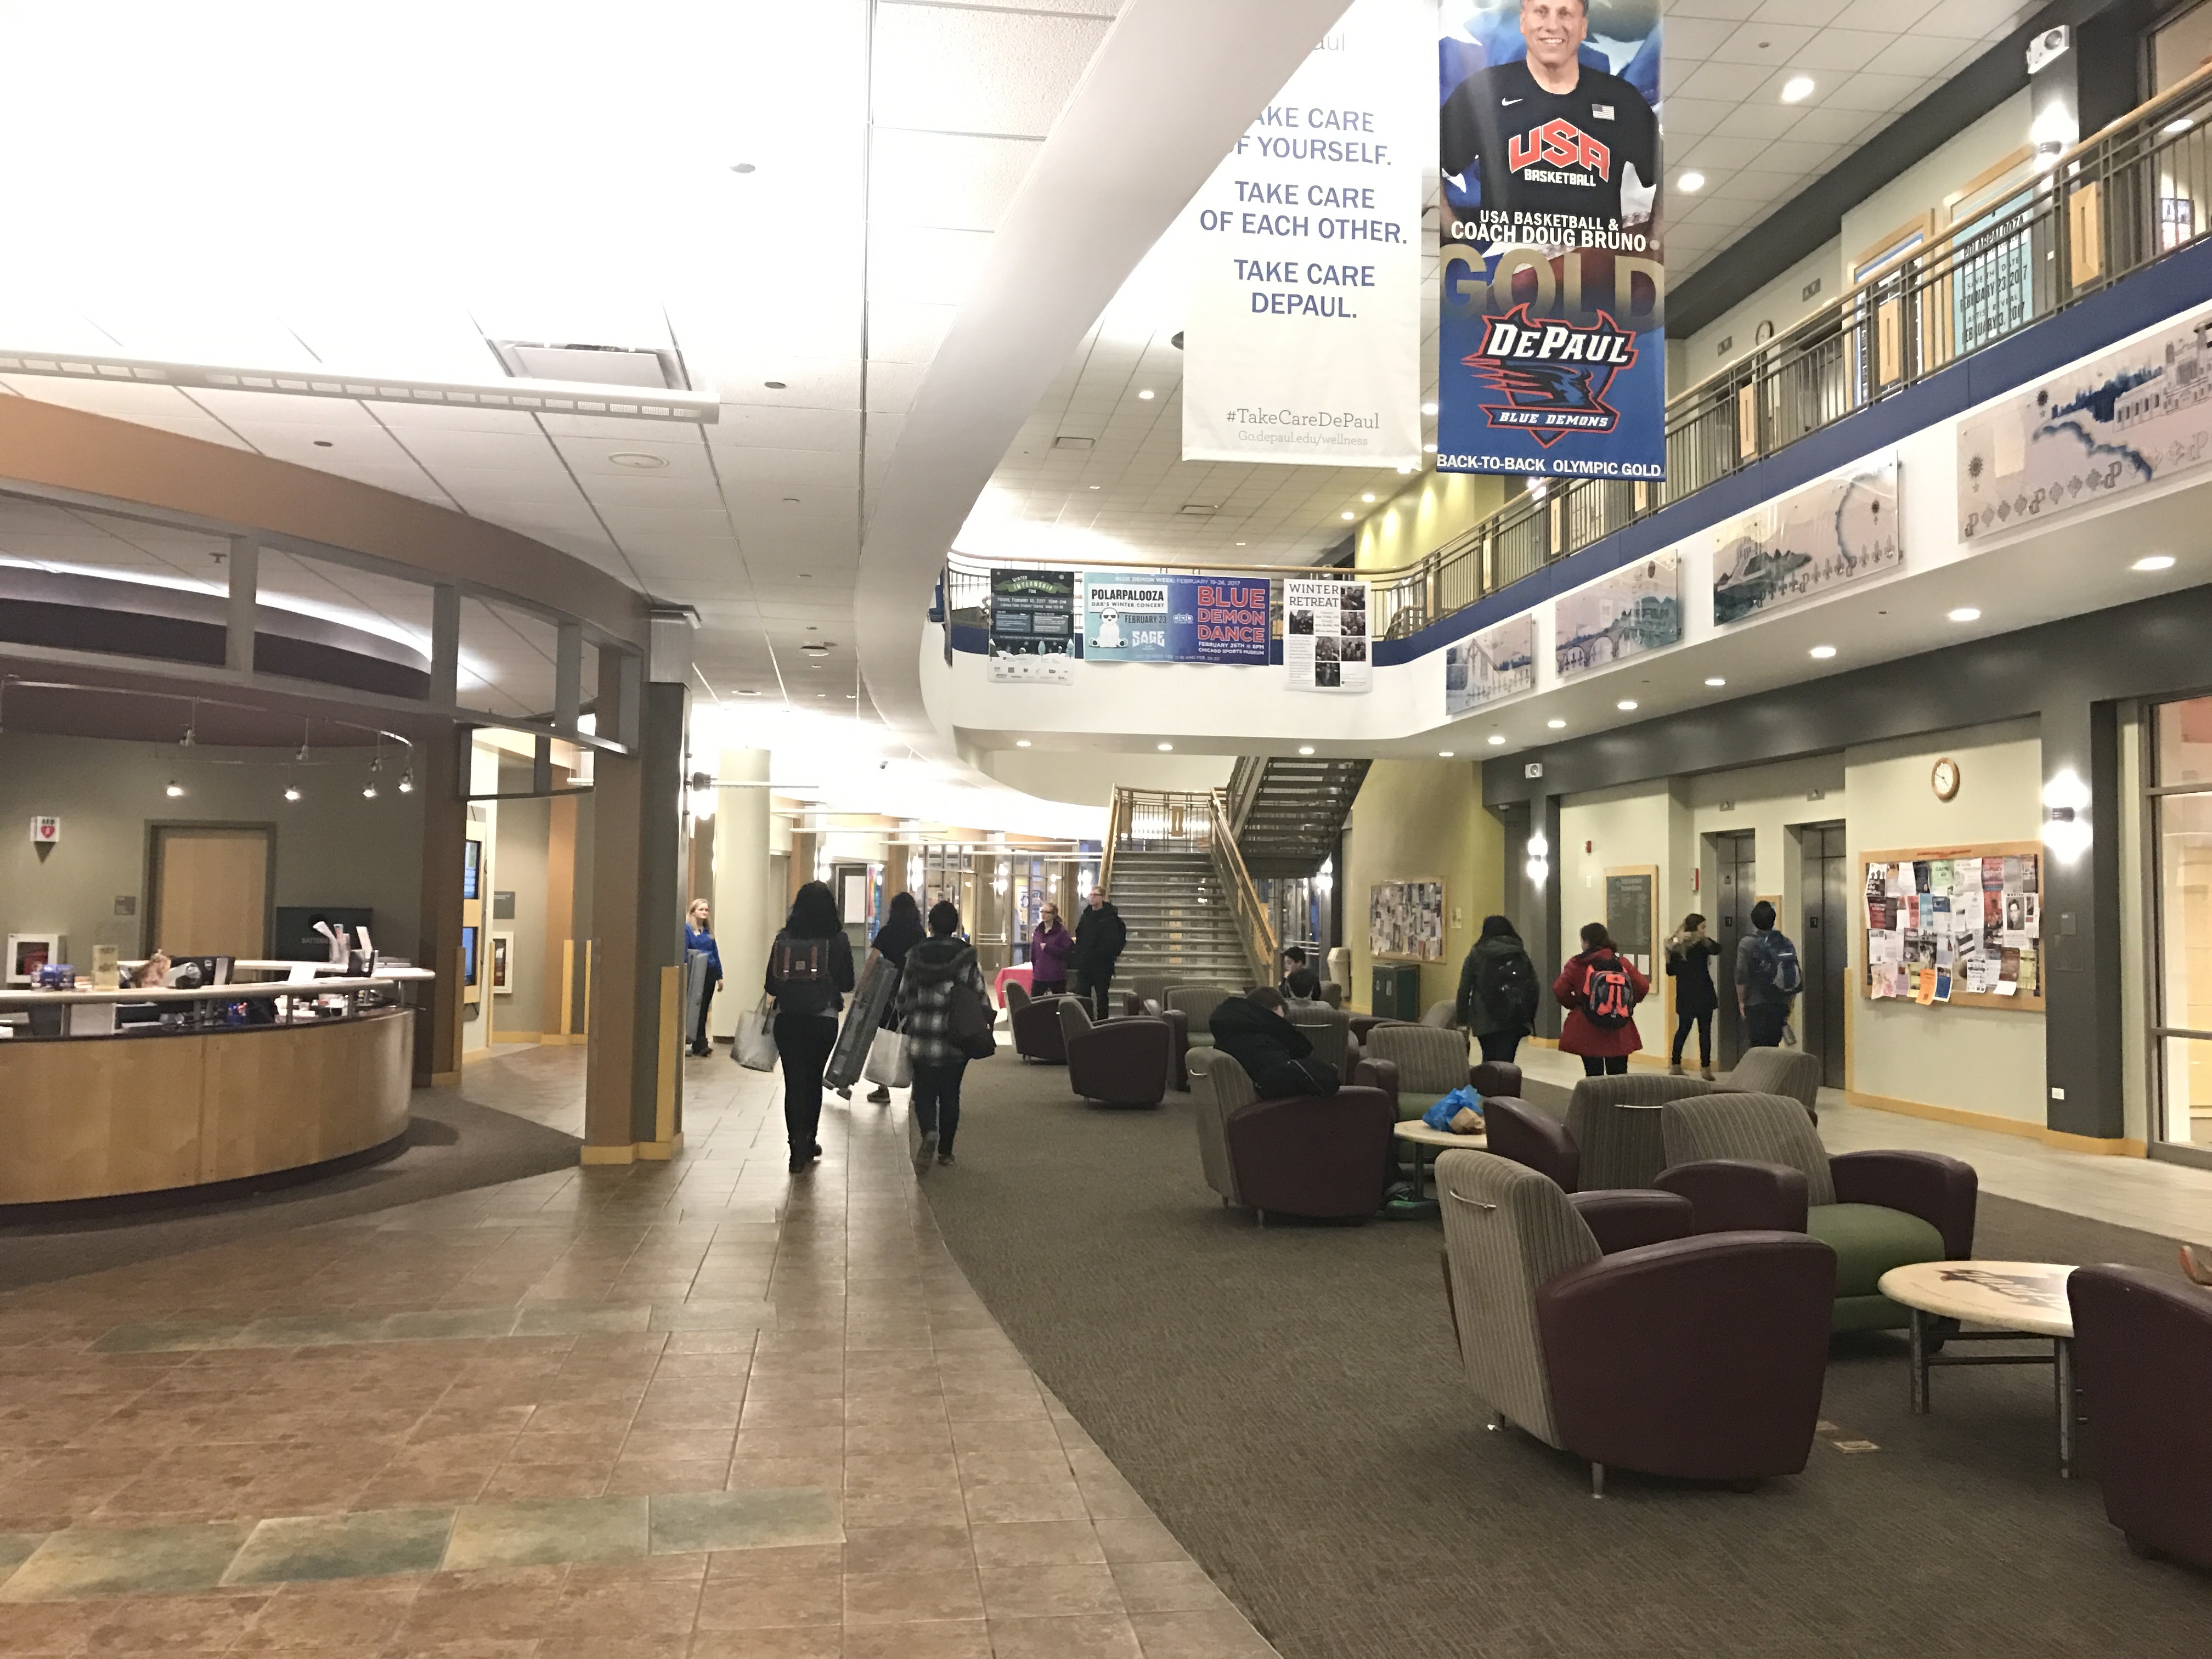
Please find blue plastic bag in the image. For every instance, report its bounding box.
[1423,1086,1482,1131]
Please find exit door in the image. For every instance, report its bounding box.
[1799,822,1850,1088]
[1711,831,1757,1068]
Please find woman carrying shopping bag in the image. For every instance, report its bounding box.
[895,900,991,1173]
[764,881,855,1173]
[861,891,926,1104]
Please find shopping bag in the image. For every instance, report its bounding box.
[735,996,778,1072]
[863,1028,912,1088]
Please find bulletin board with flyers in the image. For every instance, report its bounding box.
[1860,842,2044,1012]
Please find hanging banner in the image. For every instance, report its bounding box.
[1711,457,1901,625]
[1081,574,1271,665]
[1284,577,1372,692]
[1554,552,1679,678]
[988,569,1075,684]
[1444,613,1536,715]
[1435,0,1664,480]
[1181,0,1425,467]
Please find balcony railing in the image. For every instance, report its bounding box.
[943,65,2212,653]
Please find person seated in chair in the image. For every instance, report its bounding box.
[1211,987,1339,1098]
[1281,966,1325,1008]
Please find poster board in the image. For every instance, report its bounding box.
[1860,842,2044,1012]
[1369,879,1445,963]
[1603,865,1658,979]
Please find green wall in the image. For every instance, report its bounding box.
[1343,759,1503,1015]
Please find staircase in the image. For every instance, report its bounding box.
[1106,848,1252,982]
[1227,755,1370,878]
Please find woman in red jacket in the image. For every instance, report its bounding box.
[1553,922,1649,1077]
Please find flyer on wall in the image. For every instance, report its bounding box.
[988,569,1075,684]
[1284,577,1372,692]
[1435,0,1665,481]
[1080,573,1270,664]
[1180,0,1426,468]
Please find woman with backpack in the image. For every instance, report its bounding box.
[895,900,991,1174]
[1663,911,1722,1081]
[764,881,856,1173]
[1554,921,1649,1077]
[1458,915,1538,1064]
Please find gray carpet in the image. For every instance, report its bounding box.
[0,1088,580,1293]
[922,1059,2212,1659]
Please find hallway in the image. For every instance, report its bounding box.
[0,1051,1274,1657]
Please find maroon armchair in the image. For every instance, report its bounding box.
[1437,1150,1835,1494]
[2069,1265,2212,1570]
[1005,983,1066,1064]
[1483,1096,1582,1190]
[1193,1052,1395,1222]
[1057,999,1172,1108]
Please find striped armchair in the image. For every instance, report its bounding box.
[1436,1149,1835,1493]
[1164,984,1242,1048]
[1656,1092,1977,1332]
[1353,1024,1471,1121]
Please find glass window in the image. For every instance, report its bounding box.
[2155,1,2212,95]
[2152,698,2212,1147]
[2158,695,2212,784]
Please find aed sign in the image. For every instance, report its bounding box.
[29,816,58,845]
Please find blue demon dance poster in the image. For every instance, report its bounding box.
[1436,0,1663,479]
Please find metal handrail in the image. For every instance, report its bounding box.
[1207,787,1279,987]
[941,67,2212,655]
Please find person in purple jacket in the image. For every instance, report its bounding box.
[1030,901,1074,996]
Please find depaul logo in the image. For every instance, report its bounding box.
[1464,304,1636,445]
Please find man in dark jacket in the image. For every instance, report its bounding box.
[1209,989,1339,1098]
[1071,887,1127,1019]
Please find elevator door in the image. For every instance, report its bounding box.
[1799,823,1850,1088]
[1712,831,1757,1068]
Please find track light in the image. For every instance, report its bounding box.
[165,780,184,798]
[398,770,414,794]
[284,786,301,802]
[363,781,379,799]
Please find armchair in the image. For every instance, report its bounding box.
[1287,1005,1353,1074]
[1351,1024,1472,1121]
[1056,1000,1173,1108]
[1716,1047,1823,1120]
[1192,1052,1395,1223]
[2068,1265,2212,1571]
[1654,1092,1977,1331]
[1164,984,1240,1049]
[1436,1150,1834,1493]
[1564,1073,1718,1189]
[1005,982,1066,1064]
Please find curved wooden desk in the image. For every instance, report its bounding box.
[0,1000,416,1206]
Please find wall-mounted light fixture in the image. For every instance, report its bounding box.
[1525,832,1550,888]
[2042,769,2091,860]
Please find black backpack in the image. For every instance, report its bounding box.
[772,934,838,1017]
[1482,949,1539,1025]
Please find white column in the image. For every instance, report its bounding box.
[709,747,771,1040]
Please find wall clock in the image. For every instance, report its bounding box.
[1931,757,1961,801]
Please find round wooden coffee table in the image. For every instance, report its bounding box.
[1391,1120,1486,1204]
[1878,1260,2079,1476]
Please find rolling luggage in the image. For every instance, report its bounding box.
[825,952,898,1090]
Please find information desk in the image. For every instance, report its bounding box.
[0,968,434,1206]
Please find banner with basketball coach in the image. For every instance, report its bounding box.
[1180,0,1426,469]
[1435,0,1664,481]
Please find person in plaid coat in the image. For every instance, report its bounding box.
[896,900,989,1173]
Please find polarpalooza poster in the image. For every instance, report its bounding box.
[988,569,1075,684]
[1435,0,1665,480]
[1080,574,1271,664]
[1284,577,1373,692]
[1181,0,1426,468]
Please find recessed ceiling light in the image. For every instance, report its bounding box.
[1361,493,1376,503]
[1137,388,1156,400]
[1616,699,1638,711]
[1781,75,1815,103]
[2134,554,2176,570]
[1810,644,1837,658]
[817,692,827,698]
[313,439,334,448]
[1016,740,1032,748]
[1705,676,1726,687]
[731,162,757,173]
[1156,742,1173,752]
[1947,606,1981,622]
[1486,734,1506,746]
[1438,751,1454,758]
[1341,510,1355,520]
[1089,484,1100,489]
[1236,541,1248,546]
[799,572,812,579]
[609,452,667,469]
[1679,170,1707,193]
[737,689,763,696]
[1420,400,1438,416]
[1547,718,1566,729]
[1297,745,1315,755]
[1396,463,1415,474]
[763,380,786,389]
[1424,442,1437,453]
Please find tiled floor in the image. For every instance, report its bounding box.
[1515,1042,2212,1242]
[0,1049,1277,1658]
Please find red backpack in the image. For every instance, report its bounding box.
[1581,953,1636,1029]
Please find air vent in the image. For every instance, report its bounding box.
[488,340,690,391]
[1178,504,1217,517]
[1052,435,1095,452]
